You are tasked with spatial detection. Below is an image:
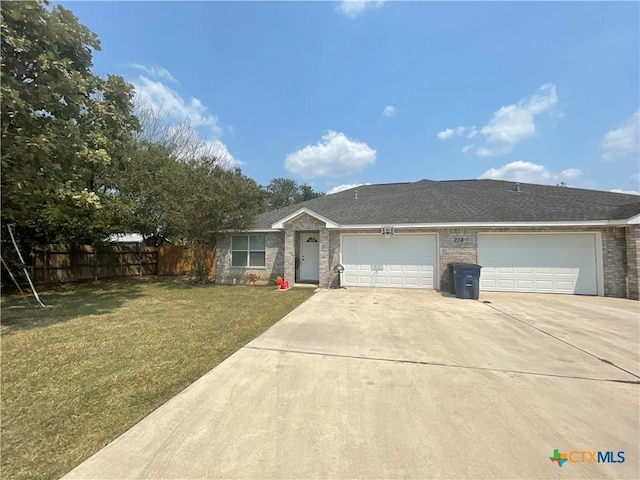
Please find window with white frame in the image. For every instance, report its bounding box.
[231,235,266,267]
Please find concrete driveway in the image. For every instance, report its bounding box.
[64,289,639,479]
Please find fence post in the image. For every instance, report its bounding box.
[93,246,98,281]
[43,247,48,284]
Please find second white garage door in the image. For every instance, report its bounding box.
[478,233,599,295]
[342,234,437,288]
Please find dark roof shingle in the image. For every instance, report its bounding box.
[252,179,640,229]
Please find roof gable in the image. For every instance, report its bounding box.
[271,207,339,229]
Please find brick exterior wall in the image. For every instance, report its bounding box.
[601,227,627,298]
[216,224,634,298]
[215,232,284,285]
[439,229,477,292]
[626,225,640,300]
[328,231,342,288]
[319,228,330,288]
[284,230,295,284]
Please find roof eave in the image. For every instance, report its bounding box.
[337,219,638,229]
[224,215,640,234]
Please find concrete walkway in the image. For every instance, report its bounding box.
[64,289,639,479]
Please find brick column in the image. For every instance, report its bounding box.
[602,227,627,297]
[319,227,329,288]
[284,229,296,283]
[438,229,477,291]
[627,225,640,300]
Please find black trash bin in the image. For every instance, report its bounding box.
[449,263,482,300]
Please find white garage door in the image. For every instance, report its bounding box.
[478,234,598,295]
[342,235,437,288]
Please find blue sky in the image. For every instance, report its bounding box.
[62,0,639,195]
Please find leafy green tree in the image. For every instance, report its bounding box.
[262,178,299,210]
[160,157,262,283]
[113,142,176,243]
[115,128,261,282]
[299,183,324,202]
[261,178,324,211]
[1,1,139,248]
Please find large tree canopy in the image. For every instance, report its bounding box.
[1,0,139,244]
[1,1,263,284]
[119,101,261,239]
[116,145,261,245]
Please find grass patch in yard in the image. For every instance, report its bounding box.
[1,278,315,480]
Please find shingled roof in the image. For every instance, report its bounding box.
[252,179,640,229]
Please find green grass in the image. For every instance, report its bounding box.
[1,278,315,480]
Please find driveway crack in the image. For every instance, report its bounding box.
[483,303,640,380]
[243,345,640,385]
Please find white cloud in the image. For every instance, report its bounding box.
[479,160,581,185]
[559,168,582,180]
[461,144,475,154]
[475,147,499,157]
[481,84,557,146]
[479,161,553,183]
[437,128,455,140]
[631,173,640,183]
[439,84,558,156]
[610,189,640,195]
[524,83,559,115]
[437,126,472,140]
[285,130,376,179]
[327,183,371,195]
[601,112,640,160]
[481,104,536,145]
[131,73,239,168]
[336,0,385,18]
[437,129,454,140]
[128,64,178,83]
[133,75,223,138]
[383,105,396,117]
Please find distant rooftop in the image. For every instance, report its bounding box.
[106,233,144,243]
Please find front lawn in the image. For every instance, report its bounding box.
[1,278,315,480]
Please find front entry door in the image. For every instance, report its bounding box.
[300,233,320,282]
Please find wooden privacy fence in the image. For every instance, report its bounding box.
[157,245,187,276]
[157,245,216,277]
[31,244,216,284]
[32,244,158,284]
